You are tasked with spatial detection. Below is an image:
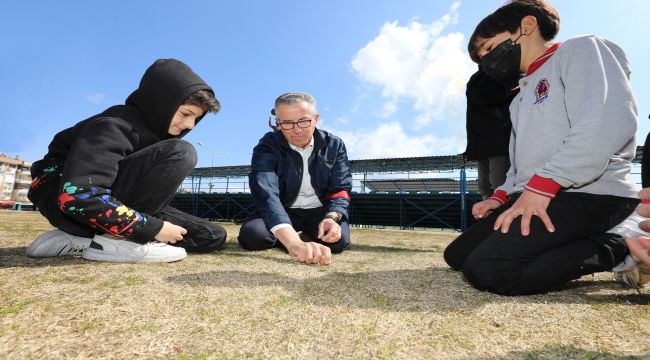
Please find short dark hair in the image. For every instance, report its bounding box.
[468,0,560,63]
[183,89,221,114]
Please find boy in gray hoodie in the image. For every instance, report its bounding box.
[444,0,640,295]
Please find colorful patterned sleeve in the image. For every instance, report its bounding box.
[58,181,149,237]
[53,118,164,242]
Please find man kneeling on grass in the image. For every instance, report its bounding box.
[237,92,352,265]
[26,59,227,263]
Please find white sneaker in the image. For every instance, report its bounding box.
[26,229,92,257]
[609,209,650,291]
[82,234,187,263]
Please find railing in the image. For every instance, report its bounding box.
[176,162,643,231]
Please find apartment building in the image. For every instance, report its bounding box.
[0,153,32,204]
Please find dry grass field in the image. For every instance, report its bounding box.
[2,210,650,359]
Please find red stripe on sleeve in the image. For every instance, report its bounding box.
[524,175,561,199]
[325,190,351,202]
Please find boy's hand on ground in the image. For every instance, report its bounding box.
[154,221,187,244]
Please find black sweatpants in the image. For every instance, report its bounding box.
[29,139,226,252]
[443,192,638,295]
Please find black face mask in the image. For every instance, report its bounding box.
[480,35,522,80]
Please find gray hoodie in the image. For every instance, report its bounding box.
[500,35,639,199]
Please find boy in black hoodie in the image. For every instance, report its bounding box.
[25,58,227,263]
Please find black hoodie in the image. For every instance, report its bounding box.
[464,66,518,160]
[29,59,213,242]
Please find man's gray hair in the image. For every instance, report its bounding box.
[274,92,317,115]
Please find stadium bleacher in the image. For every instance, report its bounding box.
[176,148,644,231]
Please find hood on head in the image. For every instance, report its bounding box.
[125,58,214,139]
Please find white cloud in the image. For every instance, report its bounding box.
[380,101,398,117]
[349,1,475,131]
[336,122,466,160]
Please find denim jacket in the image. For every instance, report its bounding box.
[248,128,352,228]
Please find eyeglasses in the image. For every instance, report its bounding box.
[276,116,314,130]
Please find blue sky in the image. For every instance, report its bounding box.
[2,0,649,168]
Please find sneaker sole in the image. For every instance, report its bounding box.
[82,248,186,263]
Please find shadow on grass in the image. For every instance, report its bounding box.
[166,267,650,311]
[553,279,650,305]
[0,246,89,268]
[0,241,247,268]
[347,243,437,253]
[167,268,471,313]
[4,243,650,307]
[472,344,647,359]
[220,240,437,257]
[224,242,437,255]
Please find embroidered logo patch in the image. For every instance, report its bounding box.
[534,78,549,104]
